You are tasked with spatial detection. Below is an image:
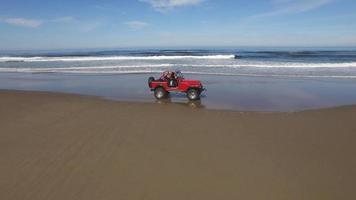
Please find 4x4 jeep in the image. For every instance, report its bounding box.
[148,71,205,101]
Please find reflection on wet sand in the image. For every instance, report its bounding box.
[155,98,205,109]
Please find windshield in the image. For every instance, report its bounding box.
[176,71,184,78]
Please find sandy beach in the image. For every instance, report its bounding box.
[1,90,355,200]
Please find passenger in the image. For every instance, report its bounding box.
[160,71,169,81]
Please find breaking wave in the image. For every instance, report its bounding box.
[0,55,236,62]
[1,49,356,79]
[1,61,356,72]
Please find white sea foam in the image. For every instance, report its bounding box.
[0,64,174,73]
[1,67,355,79]
[1,61,356,73]
[181,71,356,79]
[187,62,356,68]
[0,55,236,62]
[234,62,356,68]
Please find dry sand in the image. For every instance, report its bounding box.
[0,90,355,200]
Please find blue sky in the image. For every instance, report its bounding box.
[0,0,356,50]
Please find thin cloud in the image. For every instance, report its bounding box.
[140,0,205,11]
[250,0,334,19]
[125,21,150,30]
[52,16,75,22]
[0,16,76,28]
[0,17,43,28]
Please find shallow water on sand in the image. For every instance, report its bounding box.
[1,72,356,112]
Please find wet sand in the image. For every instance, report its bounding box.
[1,90,355,200]
[2,72,356,111]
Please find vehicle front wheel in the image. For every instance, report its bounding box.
[154,87,168,99]
[186,88,200,101]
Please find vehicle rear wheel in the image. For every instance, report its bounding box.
[148,77,155,87]
[154,87,168,99]
[187,88,200,101]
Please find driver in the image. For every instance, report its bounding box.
[167,71,177,87]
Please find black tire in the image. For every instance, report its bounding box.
[154,87,168,99]
[187,88,200,101]
[148,77,155,87]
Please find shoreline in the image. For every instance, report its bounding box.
[2,88,356,113]
[1,89,356,200]
[1,72,356,112]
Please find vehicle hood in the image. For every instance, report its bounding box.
[182,79,202,85]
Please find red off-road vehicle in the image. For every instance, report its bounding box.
[148,71,205,101]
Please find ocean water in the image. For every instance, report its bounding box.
[2,48,356,111]
[1,48,356,78]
